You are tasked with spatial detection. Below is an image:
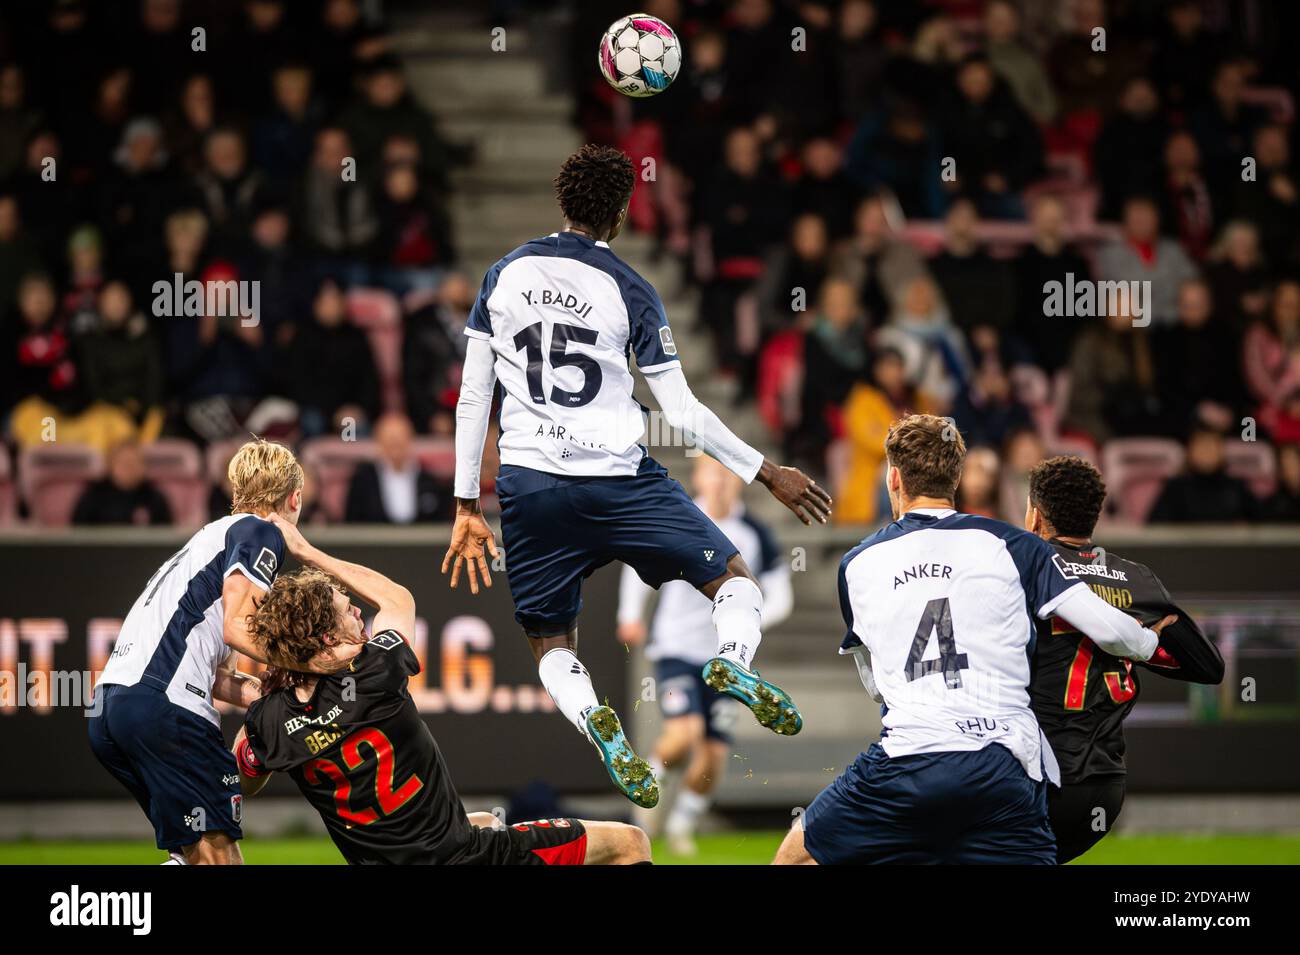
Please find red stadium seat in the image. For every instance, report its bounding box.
[140,439,207,527]
[757,330,804,437]
[299,437,378,522]
[18,444,105,526]
[347,288,405,414]
[1224,440,1277,498]
[0,445,16,526]
[205,437,248,489]
[1100,438,1185,524]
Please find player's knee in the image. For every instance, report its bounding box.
[772,821,813,866]
[616,823,652,864]
[186,833,242,865]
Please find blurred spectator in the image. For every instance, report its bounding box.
[1205,220,1272,330]
[834,0,887,121]
[1229,124,1299,258]
[1152,0,1219,111]
[833,194,927,325]
[983,0,1056,124]
[794,276,869,463]
[845,98,946,220]
[1094,196,1198,326]
[1161,130,1215,261]
[791,138,858,240]
[72,441,172,526]
[237,199,311,339]
[311,0,391,110]
[78,280,164,443]
[404,272,471,436]
[281,277,379,437]
[345,412,452,523]
[1155,279,1244,432]
[191,126,266,248]
[1000,426,1047,520]
[0,193,41,324]
[952,329,1032,450]
[1063,294,1163,444]
[929,198,1015,335]
[837,347,935,524]
[756,213,832,335]
[228,0,301,115]
[1094,77,1168,221]
[99,117,184,289]
[252,61,322,189]
[62,225,106,335]
[1047,0,1147,119]
[1149,425,1256,523]
[372,161,455,296]
[1012,194,1090,372]
[937,56,1042,218]
[0,63,41,181]
[1261,444,1300,522]
[1242,279,1300,436]
[1189,59,1268,193]
[957,446,1000,518]
[876,275,968,411]
[299,126,377,277]
[166,73,220,175]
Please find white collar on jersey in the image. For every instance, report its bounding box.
[905,507,956,518]
[551,231,610,248]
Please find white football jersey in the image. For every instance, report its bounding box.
[97,514,284,726]
[465,231,680,477]
[838,508,1081,782]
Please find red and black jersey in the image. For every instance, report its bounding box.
[1031,539,1222,785]
[244,630,476,865]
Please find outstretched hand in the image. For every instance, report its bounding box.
[757,461,833,525]
[441,504,500,595]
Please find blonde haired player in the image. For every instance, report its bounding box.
[89,439,354,865]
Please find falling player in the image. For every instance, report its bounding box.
[617,455,792,853]
[444,144,831,807]
[1024,455,1223,862]
[774,415,1175,864]
[88,439,353,865]
[236,516,651,865]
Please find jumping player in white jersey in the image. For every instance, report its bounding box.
[444,145,831,808]
[773,415,1176,864]
[617,455,792,852]
[88,440,355,864]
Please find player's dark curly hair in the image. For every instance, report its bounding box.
[1028,456,1107,538]
[554,144,635,232]
[247,569,341,693]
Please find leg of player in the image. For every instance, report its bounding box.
[664,736,726,856]
[530,626,660,809]
[578,820,653,865]
[180,832,243,865]
[697,556,803,736]
[772,816,817,865]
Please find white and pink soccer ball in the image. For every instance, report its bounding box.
[598,14,682,98]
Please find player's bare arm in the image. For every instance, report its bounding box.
[222,570,361,674]
[269,513,417,639]
[442,497,500,596]
[212,659,262,709]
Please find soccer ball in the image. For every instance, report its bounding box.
[598,14,682,98]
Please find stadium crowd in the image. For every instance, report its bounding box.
[0,0,475,527]
[576,0,1300,526]
[2,0,1300,530]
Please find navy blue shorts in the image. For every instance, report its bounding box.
[497,457,738,631]
[88,683,243,851]
[802,743,1056,865]
[655,657,738,743]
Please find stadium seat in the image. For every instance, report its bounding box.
[1100,438,1185,524]
[1224,440,1277,498]
[299,437,378,522]
[205,436,248,490]
[347,288,405,414]
[756,330,804,437]
[18,444,105,526]
[1047,435,1099,465]
[141,439,208,527]
[0,445,16,526]
[413,437,456,482]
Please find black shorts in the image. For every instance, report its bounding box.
[464,819,589,865]
[1048,776,1126,864]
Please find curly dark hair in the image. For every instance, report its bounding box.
[247,569,341,692]
[1028,456,1107,538]
[553,144,635,232]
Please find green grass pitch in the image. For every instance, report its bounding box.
[2,832,1298,865]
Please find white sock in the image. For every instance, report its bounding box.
[162,852,188,865]
[538,648,600,737]
[666,787,710,836]
[712,576,763,669]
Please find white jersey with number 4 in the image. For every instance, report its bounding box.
[838,508,1081,782]
[464,231,680,477]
